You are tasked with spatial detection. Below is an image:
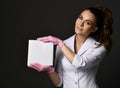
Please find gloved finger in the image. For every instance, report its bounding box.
[38,37,55,43]
[32,63,44,70]
[40,38,51,42]
[37,36,49,41]
[31,63,51,71]
[28,64,40,71]
[28,63,43,72]
[37,35,55,40]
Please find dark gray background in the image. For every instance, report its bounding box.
[2,0,120,88]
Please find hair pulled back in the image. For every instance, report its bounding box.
[86,6,113,53]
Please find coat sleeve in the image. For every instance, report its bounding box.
[72,45,106,69]
[54,46,63,87]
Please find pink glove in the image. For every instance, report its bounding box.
[28,63,55,73]
[37,35,64,48]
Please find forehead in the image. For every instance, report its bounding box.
[80,10,96,22]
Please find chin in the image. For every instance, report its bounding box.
[75,30,82,35]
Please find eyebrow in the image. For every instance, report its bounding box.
[79,15,95,25]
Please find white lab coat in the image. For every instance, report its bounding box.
[55,34,106,88]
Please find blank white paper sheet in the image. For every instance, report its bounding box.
[27,40,54,66]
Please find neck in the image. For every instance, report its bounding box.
[74,34,88,53]
[75,34,88,45]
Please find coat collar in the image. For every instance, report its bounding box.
[77,36,95,55]
[65,34,96,56]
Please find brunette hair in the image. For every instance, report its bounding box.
[86,6,113,53]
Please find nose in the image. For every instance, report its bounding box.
[79,20,84,26]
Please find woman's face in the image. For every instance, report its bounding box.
[75,10,97,37]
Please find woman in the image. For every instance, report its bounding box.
[28,5,113,88]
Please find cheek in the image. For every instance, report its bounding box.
[84,27,93,34]
[85,26,93,31]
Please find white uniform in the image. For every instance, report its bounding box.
[55,35,106,88]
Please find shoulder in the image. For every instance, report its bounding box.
[88,37,107,55]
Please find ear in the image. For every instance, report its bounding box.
[92,27,98,33]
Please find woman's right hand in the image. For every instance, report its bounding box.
[28,63,55,73]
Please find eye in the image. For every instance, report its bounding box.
[85,21,92,25]
[86,21,91,25]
